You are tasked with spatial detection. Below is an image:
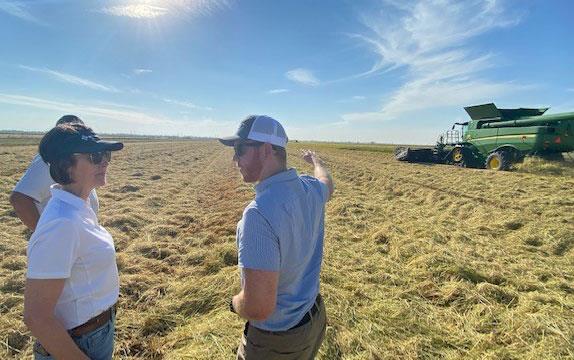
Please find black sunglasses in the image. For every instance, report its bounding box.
[75,151,112,164]
[234,142,263,157]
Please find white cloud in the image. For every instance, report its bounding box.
[133,68,152,75]
[268,89,290,94]
[175,116,237,137]
[0,93,244,137]
[164,98,213,111]
[91,100,144,111]
[337,95,367,104]
[20,65,119,93]
[0,1,42,24]
[0,93,167,125]
[99,0,231,19]
[100,5,169,19]
[286,68,320,86]
[340,112,384,123]
[345,0,524,121]
[169,0,232,16]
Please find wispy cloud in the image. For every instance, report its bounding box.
[345,0,524,121]
[91,100,144,111]
[99,0,231,19]
[338,95,367,104]
[0,93,168,125]
[133,68,152,75]
[0,92,241,137]
[0,1,42,24]
[20,65,119,93]
[169,0,232,16]
[164,98,213,111]
[286,68,320,86]
[100,5,169,19]
[268,89,290,94]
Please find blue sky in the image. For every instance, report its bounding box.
[0,0,572,144]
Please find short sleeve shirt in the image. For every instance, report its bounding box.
[27,186,118,330]
[13,154,99,214]
[237,168,329,331]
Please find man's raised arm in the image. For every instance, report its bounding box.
[302,150,334,201]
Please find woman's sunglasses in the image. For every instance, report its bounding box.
[234,142,263,157]
[75,151,112,164]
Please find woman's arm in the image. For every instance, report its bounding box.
[24,279,90,360]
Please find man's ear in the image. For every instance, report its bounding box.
[260,143,273,160]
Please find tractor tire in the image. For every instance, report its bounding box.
[451,147,465,166]
[485,151,512,171]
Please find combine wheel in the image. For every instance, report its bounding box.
[451,147,464,165]
[485,151,511,171]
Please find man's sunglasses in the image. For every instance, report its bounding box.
[75,151,112,164]
[234,142,263,157]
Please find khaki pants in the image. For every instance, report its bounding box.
[237,296,327,360]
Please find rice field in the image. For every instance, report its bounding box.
[1,138,573,359]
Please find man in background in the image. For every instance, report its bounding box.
[10,115,99,231]
[219,115,334,359]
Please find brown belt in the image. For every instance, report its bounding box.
[34,304,116,356]
[69,304,116,337]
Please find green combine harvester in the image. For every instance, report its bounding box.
[395,103,574,170]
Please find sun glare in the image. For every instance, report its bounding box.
[100,0,229,19]
[101,4,169,19]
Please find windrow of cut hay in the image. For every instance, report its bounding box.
[1,140,572,359]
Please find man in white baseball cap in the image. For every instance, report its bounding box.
[219,115,334,360]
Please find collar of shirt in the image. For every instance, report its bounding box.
[50,184,92,212]
[255,168,298,194]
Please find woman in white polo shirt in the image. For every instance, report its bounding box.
[23,123,123,360]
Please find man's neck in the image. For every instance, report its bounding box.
[258,164,288,183]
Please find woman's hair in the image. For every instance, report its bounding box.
[39,123,92,185]
[47,157,76,185]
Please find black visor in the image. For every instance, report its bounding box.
[55,133,123,158]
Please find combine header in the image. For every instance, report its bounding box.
[395,103,574,170]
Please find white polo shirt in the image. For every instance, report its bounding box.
[27,186,119,330]
[13,154,99,214]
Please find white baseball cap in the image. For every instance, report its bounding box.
[219,115,288,148]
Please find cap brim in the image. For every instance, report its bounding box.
[99,141,124,152]
[218,136,240,146]
[75,141,124,153]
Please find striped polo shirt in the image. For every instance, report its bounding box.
[237,168,329,331]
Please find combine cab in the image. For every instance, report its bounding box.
[396,103,574,170]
